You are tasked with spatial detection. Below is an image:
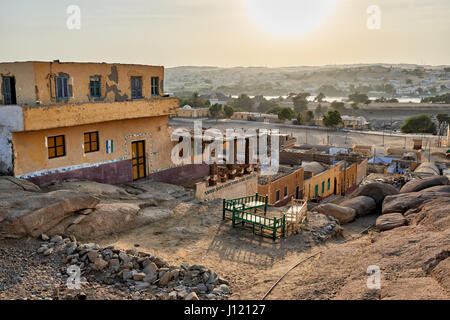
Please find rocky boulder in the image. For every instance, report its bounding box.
[350,182,399,205]
[400,176,449,194]
[312,203,356,223]
[376,213,406,231]
[42,179,135,200]
[382,185,450,215]
[340,196,376,216]
[63,203,141,240]
[0,176,41,193]
[408,197,450,231]
[301,212,343,241]
[0,190,100,238]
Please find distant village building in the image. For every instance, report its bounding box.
[0,61,181,185]
[315,116,370,130]
[175,105,209,118]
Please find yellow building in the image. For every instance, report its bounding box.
[302,162,341,200]
[302,160,361,199]
[0,61,180,185]
[258,166,304,206]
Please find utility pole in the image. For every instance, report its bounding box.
[428,139,431,162]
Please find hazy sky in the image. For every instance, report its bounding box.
[0,0,449,67]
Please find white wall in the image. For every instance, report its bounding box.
[0,106,24,174]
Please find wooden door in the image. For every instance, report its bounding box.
[132,140,146,180]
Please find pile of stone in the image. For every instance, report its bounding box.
[302,212,343,241]
[37,234,230,300]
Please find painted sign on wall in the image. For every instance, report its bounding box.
[106,140,114,154]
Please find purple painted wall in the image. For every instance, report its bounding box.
[148,164,210,185]
[26,159,133,186]
[25,161,210,187]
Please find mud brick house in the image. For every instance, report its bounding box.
[0,61,182,185]
[258,165,304,206]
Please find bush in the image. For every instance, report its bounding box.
[223,105,234,118]
[278,107,295,121]
[323,110,342,128]
[400,114,436,133]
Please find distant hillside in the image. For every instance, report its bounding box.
[165,64,450,97]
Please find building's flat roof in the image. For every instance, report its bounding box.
[0,60,164,67]
[258,165,302,185]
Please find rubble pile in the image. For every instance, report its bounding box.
[37,235,231,300]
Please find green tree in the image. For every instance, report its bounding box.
[305,110,314,123]
[351,102,359,110]
[314,92,325,103]
[296,113,303,125]
[349,92,370,104]
[223,105,234,118]
[258,98,277,113]
[400,114,436,133]
[330,100,345,111]
[292,93,310,113]
[422,93,450,104]
[323,110,342,128]
[278,107,295,121]
[231,94,254,111]
[209,103,223,121]
[178,92,210,109]
[266,106,282,115]
[315,104,323,117]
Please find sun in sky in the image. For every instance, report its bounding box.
[243,0,338,37]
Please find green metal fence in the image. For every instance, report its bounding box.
[231,207,285,241]
[222,193,268,220]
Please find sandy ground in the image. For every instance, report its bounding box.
[93,199,376,300]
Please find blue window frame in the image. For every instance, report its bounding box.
[90,76,101,98]
[321,181,325,194]
[131,77,143,99]
[55,76,69,100]
[327,178,331,190]
[151,76,159,96]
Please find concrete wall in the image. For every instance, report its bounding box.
[33,62,165,105]
[258,168,304,206]
[303,164,341,199]
[356,159,368,184]
[0,105,24,174]
[12,115,175,182]
[280,151,333,165]
[176,108,209,118]
[340,162,358,194]
[195,173,258,201]
[21,97,178,131]
[0,61,166,106]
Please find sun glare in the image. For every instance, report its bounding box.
[244,0,337,37]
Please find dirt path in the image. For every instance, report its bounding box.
[93,199,377,300]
